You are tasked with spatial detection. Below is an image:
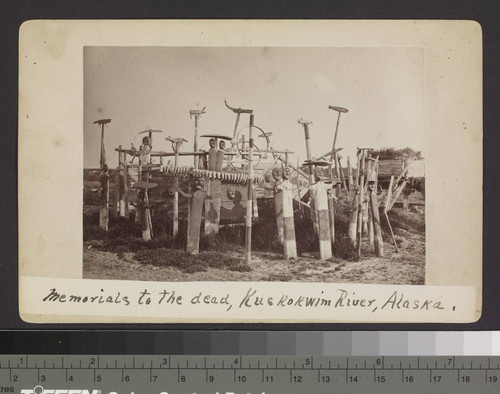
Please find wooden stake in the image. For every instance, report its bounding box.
[118,148,126,217]
[310,179,332,260]
[281,178,297,259]
[245,115,254,264]
[347,156,353,192]
[356,175,364,260]
[274,178,284,244]
[173,146,180,237]
[388,180,408,211]
[138,190,151,241]
[187,177,205,254]
[385,175,394,211]
[328,192,335,244]
[348,191,359,245]
[368,202,374,248]
[370,189,384,257]
[384,210,399,253]
[99,168,110,231]
[124,160,130,218]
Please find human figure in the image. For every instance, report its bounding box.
[208,138,217,171]
[139,136,152,165]
[216,140,226,172]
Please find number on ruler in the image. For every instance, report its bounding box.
[489,376,498,383]
[432,375,441,383]
[292,375,302,383]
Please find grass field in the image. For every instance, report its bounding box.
[83,196,425,285]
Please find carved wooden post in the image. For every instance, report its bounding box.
[208,138,217,171]
[216,140,226,172]
[310,171,332,260]
[370,184,384,257]
[123,157,130,218]
[99,165,110,231]
[187,177,206,254]
[204,179,221,235]
[280,167,297,259]
[272,168,284,244]
[137,189,151,241]
[118,147,126,218]
[368,203,375,248]
[245,115,255,264]
[298,118,318,234]
[328,189,336,244]
[356,175,364,260]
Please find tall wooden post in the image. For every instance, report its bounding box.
[368,202,374,248]
[193,115,199,169]
[245,115,255,264]
[138,190,151,241]
[348,190,359,245]
[370,188,384,257]
[298,119,318,234]
[273,168,284,244]
[123,158,130,218]
[173,147,180,237]
[118,147,126,217]
[111,155,119,219]
[187,177,205,254]
[347,156,353,192]
[327,190,336,244]
[281,175,297,259]
[316,185,332,260]
[99,166,110,231]
[356,175,364,260]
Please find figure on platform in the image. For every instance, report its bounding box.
[309,167,333,260]
[207,138,217,171]
[216,140,226,172]
[139,136,152,165]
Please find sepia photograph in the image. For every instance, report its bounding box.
[83,46,426,285]
[18,20,481,323]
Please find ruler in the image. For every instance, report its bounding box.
[1,355,500,394]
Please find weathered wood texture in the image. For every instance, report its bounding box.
[204,180,221,235]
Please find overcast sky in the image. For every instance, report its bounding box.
[84,46,424,168]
